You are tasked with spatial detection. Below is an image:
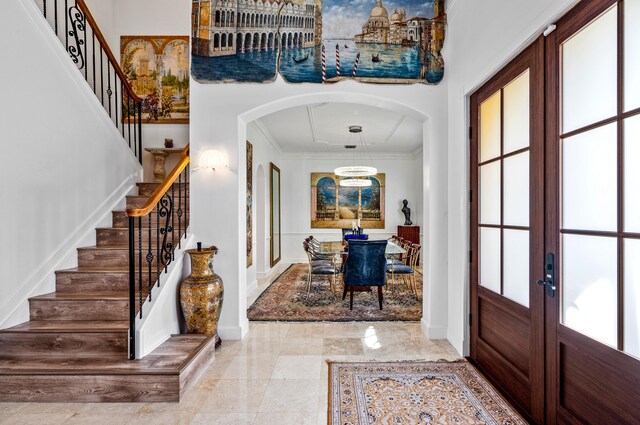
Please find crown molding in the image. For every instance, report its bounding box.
[280,151,421,160]
[250,119,284,154]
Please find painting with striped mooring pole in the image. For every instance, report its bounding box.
[190,0,446,85]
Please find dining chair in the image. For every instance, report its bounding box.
[341,240,388,310]
[303,241,339,297]
[386,243,421,295]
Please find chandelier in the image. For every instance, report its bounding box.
[335,125,377,183]
[340,178,372,187]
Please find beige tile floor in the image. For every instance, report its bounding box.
[0,268,460,425]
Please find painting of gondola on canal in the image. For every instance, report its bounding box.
[190,0,445,84]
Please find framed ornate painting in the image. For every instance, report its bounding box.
[246,141,253,268]
[121,35,189,123]
[311,173,385,229]
[190,0,446,84]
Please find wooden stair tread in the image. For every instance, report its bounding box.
[57,267,129,273]
[0,335,211,375]
[2,320,128,333]
[30,292,129,301]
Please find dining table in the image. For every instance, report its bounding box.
[317,240,406,256]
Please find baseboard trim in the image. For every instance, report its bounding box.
[247,280,258,298]
[420,319,448,340]
[218,322,249,340]
[0,176,137,328]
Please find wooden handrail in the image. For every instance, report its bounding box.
[127,145,190,217]
[76,0,143,103]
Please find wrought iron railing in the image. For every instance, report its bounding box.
[36,0,143,163]
[126,146,190,359]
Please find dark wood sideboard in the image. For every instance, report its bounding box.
[397,225,421,263]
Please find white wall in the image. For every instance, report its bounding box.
[444,0,579,354]
[279,155,423,263]
[0,0,141,327]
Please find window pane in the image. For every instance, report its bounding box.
[503,229,530,307]
[480,227,501,294]
[625,239,640,359]
[625,116,640,232]
[562,124,617,231]
[480,161,501,225]
[504,70,530,154]
[563,234,618,348]
[503,152,529,227]
[625,0,640,112]
[480,91,501,162]
[562,5,617,133]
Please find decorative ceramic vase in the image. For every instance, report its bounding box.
[164,138,174,148]
[180,245,223,348]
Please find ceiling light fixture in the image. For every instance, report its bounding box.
[334,125,377,179]
[340,178,373,187]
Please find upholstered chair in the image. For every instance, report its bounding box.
[303,242,339,297]
[341,240,388,310]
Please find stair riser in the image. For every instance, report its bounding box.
[30,300,129,321]
[137,182,189,197]
[0,333,127,356]
[77,249,167,269]
[97,228,184,247]
[0,375,179,402]
[111,211,189,229]
[56,272,155,293]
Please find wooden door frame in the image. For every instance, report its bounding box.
[469,37,546,424]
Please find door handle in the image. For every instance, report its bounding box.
[537,253,556,297]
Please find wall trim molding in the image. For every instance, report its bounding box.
[421,318,448,340]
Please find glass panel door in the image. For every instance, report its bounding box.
[470,39,545,423]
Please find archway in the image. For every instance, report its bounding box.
[236,92,440,340]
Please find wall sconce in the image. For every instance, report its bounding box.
[198,149,228,172]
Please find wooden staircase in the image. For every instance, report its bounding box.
[0,182,212,403]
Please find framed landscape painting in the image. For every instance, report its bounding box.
[246,141,253,268]
[190,0,445,84]
[311,173,385,229]
[121,36,190,123]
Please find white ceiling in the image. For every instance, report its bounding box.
[253,103,424,156]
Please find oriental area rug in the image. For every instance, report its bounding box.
[247,264,422,322]
[328,361,527,425]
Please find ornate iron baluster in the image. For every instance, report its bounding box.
[177,173,183,249]
[107,63,112,117]
[66,4,86,70]
[64,0,68,49]
[171,183,175,261]
[92,31,96,93]
[128,216,136,360]
[156,204,161,289]
[147,213,153,302]
[138,217,143,319]
[100,45,104,104]
[158,193,174,274]
[43,0,46,18]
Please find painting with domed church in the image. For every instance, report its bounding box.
[311,172,385,229]
[190,0,445,84]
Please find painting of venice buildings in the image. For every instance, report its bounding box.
[311,173,385,229]
[190,0,445,84]
[121,36,190,123]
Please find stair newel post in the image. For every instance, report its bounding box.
[128,216,136,360]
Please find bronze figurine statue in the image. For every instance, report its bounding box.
[402,199,412,225]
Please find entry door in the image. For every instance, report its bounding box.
[546,0,640,423]
[470,38,545,423]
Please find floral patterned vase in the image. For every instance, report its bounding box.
[180,245,223,348]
